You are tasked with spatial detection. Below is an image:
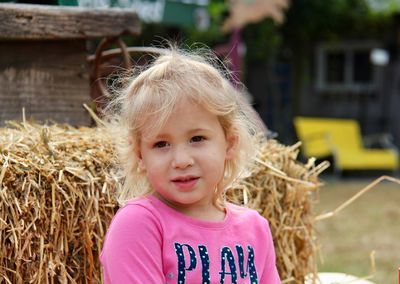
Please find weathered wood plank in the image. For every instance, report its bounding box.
[0,40,92,126]
[0,3,141,40]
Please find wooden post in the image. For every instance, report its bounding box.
[0,4,140,126]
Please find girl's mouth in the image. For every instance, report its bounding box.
[172,176,199,190]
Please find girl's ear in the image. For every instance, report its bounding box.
[138,159,146,171]
[225,132,239,160]
[134,140,146,171]
[137,153,146,171]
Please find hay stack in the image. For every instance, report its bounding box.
[226,140,327,283]
[0,121,326,283]
[0,121,118,283]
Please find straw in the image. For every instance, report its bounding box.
[0,121,328,283]
[0,121,118,283]
[226,139,329,283]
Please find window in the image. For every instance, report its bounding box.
[353,50,372,83]
[326,51,345,84]
[316,42,379,93]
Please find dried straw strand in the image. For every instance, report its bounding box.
[315,176,400,222]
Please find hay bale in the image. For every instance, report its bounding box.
[0,121,327,283]
[0,121,118,283]
[226,140,327,283]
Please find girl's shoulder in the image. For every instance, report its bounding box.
[101,196,163,265]
[111,196,161,226]
[226,202,260,215]
[226,202,268,223]
[123,195,154,208]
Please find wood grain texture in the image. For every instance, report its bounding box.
[0,40,92,126]
[0,3,141,40]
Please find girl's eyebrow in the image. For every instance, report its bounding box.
[143,127,213,142]
[187,128,210,134]
[151,128,212,140]
[141,132,169,142]
[152,133,170,140]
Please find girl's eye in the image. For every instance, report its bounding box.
[190,136,205,143]
[153,141,168,148]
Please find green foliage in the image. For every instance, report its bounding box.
[118,0,396,64]
[367,0,400,15]
[183,0,395,58]
[184,0,229,46]
[242,20,282,61]
[185,0,391,60]
[281,0,393,46]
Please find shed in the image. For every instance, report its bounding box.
[0,3,140,126]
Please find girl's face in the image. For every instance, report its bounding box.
[137,98,237,213]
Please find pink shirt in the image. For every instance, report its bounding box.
[100,195,281,284]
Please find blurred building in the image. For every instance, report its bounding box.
[298,14,400,148]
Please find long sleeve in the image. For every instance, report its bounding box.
[100,204,165,283]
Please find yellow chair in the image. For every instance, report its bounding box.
[294,117,399,172]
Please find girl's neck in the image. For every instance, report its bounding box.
[153,192,226,222]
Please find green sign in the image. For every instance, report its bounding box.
[58,0,209,29]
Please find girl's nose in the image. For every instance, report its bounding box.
[171,147,194,169]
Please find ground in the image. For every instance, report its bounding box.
[314,174,400,284]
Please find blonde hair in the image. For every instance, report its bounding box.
[104,46,265,208]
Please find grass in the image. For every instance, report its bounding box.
[314,175,400,284]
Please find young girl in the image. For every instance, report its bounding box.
[100,47,281,284]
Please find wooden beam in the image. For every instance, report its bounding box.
[0,3,141,40]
